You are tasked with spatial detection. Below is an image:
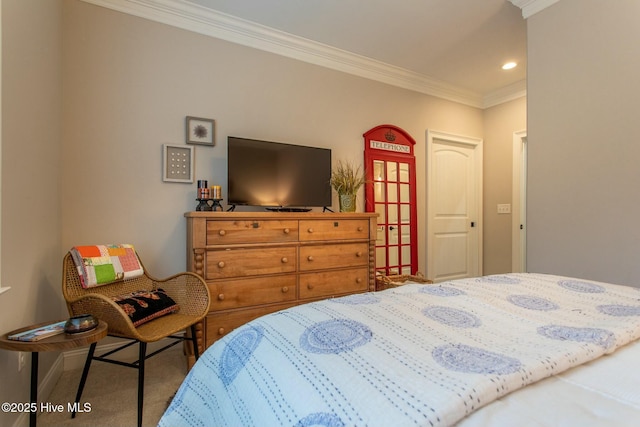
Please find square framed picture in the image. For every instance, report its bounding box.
[163,144,194,183]
[186,116,215,146]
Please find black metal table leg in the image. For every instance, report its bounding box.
[72,342,96,418]
[30,352,38,427]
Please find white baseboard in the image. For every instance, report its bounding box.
[41,353,65,401]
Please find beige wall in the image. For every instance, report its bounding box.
[0,0,63,425]
[59,0,487,278]
[527,0,640,285]
[483,97,526,275]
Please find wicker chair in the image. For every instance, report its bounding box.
[61,251,210,427]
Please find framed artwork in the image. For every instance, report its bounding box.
[186,116,215,146]
[162,144,194,183]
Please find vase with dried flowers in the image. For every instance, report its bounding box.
[330,160,366,212]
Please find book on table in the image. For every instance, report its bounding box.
[8,321,66,342]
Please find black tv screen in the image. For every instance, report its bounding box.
[227,137,332,209]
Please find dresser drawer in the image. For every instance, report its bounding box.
[206,220,298,245]
[206,246,297,279]
[299,242,369,271]
[299,219,369,241]
[209,275,297,311]
[299,268,369,300]
[205,302,295,346]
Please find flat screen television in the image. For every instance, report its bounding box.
[227,137,332,210]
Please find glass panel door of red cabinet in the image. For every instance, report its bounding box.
[364,125,418,276]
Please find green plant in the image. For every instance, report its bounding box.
[330,160,366,195]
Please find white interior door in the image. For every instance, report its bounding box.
[426,131,483,282]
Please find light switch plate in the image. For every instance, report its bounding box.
[163,144,194,183]
[497,203,511,214]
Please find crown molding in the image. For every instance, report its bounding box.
[483,79,527,109]
[81,0,524,108]
[509,0,561,19]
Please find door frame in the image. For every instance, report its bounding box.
[512,130,527,272]
[426,130,483,280]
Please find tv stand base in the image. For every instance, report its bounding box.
[265,207,312,212]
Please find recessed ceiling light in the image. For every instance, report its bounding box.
[502,62,517,70]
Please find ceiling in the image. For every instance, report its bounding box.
[185,0,528,105]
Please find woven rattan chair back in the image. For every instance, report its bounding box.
[63,252,153,301]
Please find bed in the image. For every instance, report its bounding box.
[159,273,640,426]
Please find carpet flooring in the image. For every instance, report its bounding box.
[38,344,186,427]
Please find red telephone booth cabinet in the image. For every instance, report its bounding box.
[364,125,418,276]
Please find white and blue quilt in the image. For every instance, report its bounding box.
[159,273,640,427]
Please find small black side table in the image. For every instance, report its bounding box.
[0,320,107,427]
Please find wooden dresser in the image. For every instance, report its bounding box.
[184,211,377,361]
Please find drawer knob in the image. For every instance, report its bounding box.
[218,229,226,236]
[283,228,290,234]
[218,261,225,268]
[218,327,225,335]
[358,226,363,232]
[356,251,363,257]
[307,283,314,290]
[281,257,288,263]
[307,228,314,234]
[218,293,225,301]
[307,255,314,262]
[356,278,362,283]
[281,286,289,293]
